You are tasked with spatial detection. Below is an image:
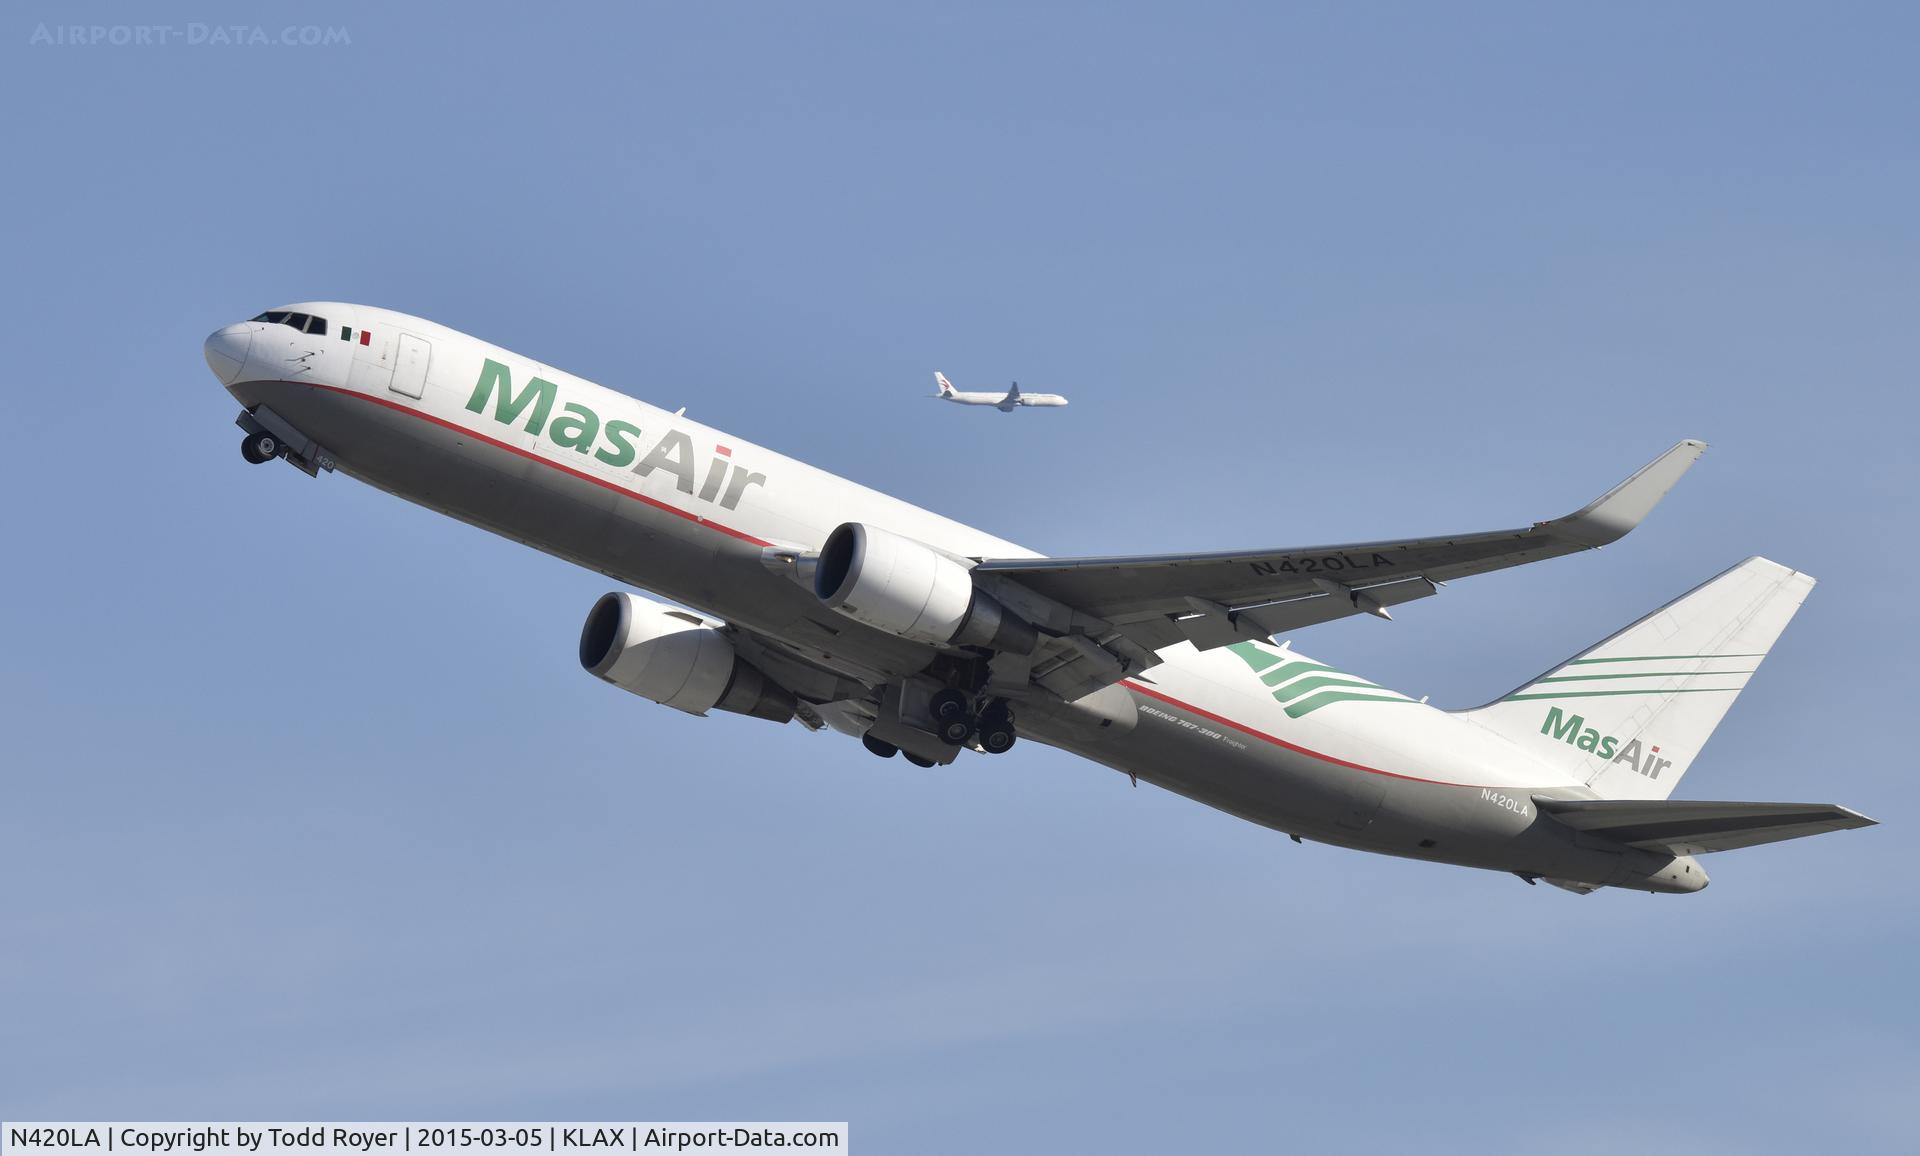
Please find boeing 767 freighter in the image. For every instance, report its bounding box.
[204,304,1874,894]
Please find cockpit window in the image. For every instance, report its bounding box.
[248,310,329,334]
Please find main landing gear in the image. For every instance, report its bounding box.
[976,702,1017,755]
[862,732,938,768]
[860,687,1020,764]
[929,688,975,744]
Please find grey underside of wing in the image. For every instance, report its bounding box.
[972,439,1707,653]
[978,524,1578,615]
[1535,798,1878,855]
[975,525,1584,651]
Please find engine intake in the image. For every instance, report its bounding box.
[814,522,1035,653]
[579,592,795,723]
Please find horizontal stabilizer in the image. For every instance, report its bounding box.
[1536,797,1876,855]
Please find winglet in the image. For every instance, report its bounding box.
[1547,439,1708,546]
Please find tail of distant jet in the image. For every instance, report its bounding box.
[1456,557,1815,801]
[934,371,955,398]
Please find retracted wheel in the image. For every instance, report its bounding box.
[241,431,280,464]
[862,733,899,759]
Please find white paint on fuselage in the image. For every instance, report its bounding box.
[209,303,1694,891]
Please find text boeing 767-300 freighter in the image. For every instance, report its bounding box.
[204,303,1875,894]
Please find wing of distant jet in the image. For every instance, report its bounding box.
[1534,798,1877,854]
[965,440,1707,700]
[998,382,1022,411]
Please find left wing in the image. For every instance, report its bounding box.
[970,440,1705,700]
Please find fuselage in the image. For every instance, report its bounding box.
[940,390,1070,408]
[205,303,1705,893]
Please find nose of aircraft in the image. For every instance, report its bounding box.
[203,323,253,384]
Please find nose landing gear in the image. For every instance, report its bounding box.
[240,430,281,464]
[234,407,335,478]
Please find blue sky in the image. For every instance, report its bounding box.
[2,3,1914,1151]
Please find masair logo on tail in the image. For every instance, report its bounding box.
[1541,707,1672,779]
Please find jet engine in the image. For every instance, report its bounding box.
[813,522,1035,653]
[579,592,795,723]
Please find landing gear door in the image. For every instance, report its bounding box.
[391,333,432,400]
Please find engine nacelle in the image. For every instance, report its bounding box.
[813,522,1036,653]
[579,593,795,723]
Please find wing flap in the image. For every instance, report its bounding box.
[1168,576,1440,650]
[1535,797,1877,855]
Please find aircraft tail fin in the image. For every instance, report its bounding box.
[1454,557,1815,800]
[934,371,955,397]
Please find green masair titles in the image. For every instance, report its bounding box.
[465,358,765,510]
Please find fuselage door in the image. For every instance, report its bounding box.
[391,333,432,399]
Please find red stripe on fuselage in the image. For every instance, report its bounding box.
[1121,679,1493,789]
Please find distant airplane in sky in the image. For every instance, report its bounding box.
[934,371,1068,410]
[204,302,1874,895]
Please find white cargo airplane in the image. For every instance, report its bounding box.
[205,304,1875,894]
[934,371,1068,410]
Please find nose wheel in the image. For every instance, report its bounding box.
[240,430,280,464]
